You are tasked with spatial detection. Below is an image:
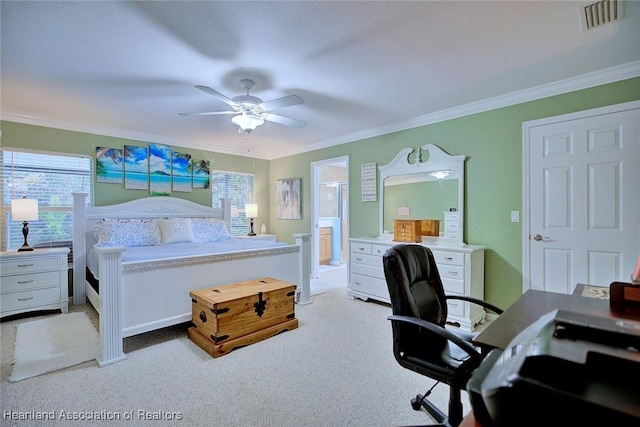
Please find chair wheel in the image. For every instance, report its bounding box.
[411,396,422,410]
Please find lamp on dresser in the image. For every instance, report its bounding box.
[245,203,258,236]
[11,197,39,252]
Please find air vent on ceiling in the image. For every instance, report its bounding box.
[580,0,622,30]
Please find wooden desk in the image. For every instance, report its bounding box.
[473,289,640,353]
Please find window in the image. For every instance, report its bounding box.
[211,170,255,236]
[1,150,93,251]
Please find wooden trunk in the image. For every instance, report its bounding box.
[188,277,298,357]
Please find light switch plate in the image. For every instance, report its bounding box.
[511,211,519,222]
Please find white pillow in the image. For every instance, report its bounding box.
[158,218,195,244]
[191,218,232,243]
[93,219,161,247]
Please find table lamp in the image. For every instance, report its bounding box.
[11,197,39,252]
[245,203,258,236]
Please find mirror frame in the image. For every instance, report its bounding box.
[378,144,466,243]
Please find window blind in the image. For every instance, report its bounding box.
[1,150,92,251]
[211,170,255,236]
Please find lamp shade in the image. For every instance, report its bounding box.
[11,198,39,221]
[232,112,264,132]
[245,203,258,218]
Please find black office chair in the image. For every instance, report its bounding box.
[382,244,503,427]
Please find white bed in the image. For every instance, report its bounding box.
[72,193,311,366]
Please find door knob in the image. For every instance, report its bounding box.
[532,234,550,241]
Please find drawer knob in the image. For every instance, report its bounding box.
[444,257,453,261]
[18,263,34,268]
[356,257,362,261]
[448,271,458,276]
[18,279,34,284]
[18,296,34,302]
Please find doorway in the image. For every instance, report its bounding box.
[311,156,349,279]
[523,101,640,293]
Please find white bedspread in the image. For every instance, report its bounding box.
[87,238,289,277]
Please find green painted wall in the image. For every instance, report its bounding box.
[1,77,638,309]
[0,122,271,225]
[270,77,640,309]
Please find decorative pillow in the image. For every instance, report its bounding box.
[93,219,161,247]
[191,217,232,243]
[158,218,195,244]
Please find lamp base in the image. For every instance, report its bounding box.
[18,221,34,251]
[247,218,256,236]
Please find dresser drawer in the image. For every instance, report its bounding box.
[351,253,382,267]
[351,243,372,255]
[371,245,388,257]
[0,287,61,312]
[432,251,464,266]
[1,256,64,275]
[442,277,465,294]
[1,271,62,293]
[350,274,389,299]
[446,298,465,317]
[352,262,384,279]
[439,265,464,281]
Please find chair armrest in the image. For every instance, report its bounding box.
[445,295,503,315]
[388,314,483,364]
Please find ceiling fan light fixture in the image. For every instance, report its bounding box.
[231,111,264,133]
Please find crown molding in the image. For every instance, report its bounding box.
[0,111,272,160]
[2,61,639,160]
[293,61,640,157]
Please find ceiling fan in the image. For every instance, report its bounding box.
[179,79,306,134]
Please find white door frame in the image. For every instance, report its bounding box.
[310,155,349,279]
[522,100,640,293]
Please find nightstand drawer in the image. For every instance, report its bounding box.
[1,271,62,293]
[1,256,64,275]
[1,287,61,312]
[446,298,465,317]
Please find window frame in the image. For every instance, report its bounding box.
[1,148,93,252]
[210,169,255,236]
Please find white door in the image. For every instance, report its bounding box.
[524,101,640,294]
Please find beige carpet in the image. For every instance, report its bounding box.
[1,271,473,426]
[9,312,99,383]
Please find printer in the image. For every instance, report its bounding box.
[467,309,640,426]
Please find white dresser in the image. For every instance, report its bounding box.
[348,237,486,331]
[0,248,70,318]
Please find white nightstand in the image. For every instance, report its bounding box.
[237,234,277,242]
[0,248,70,318]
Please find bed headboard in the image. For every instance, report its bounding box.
[71,193,231,304]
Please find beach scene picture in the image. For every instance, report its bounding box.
[192,159,210,189]
[149,143,171,196]
[172,151,192,192]
[124,145,149,190]
[95,147,123,184]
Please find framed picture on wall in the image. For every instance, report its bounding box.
[95,147,123,184]
[276,177,301,220]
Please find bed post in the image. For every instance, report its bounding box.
[294,233,312,305]
[220,198,232,231]
[95,246,127,367]
[72,193,88,305]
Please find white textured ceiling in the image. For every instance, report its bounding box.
[1,1,639,160]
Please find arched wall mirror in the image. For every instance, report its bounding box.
[378,144,466,243]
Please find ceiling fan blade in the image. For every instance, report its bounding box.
[195,85,241,109]
[178,111,238,116]
[259,95,304,111]
[263,113,307,128]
